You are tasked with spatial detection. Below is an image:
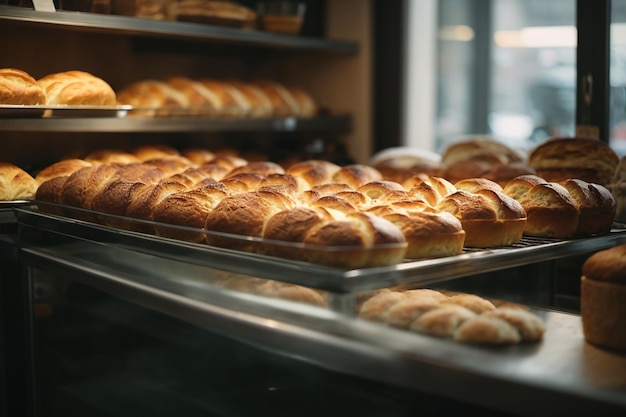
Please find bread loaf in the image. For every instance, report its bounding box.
[559,179,616,235]
[38,70,117,106]
[358,288,545,345]
[528,137,619,186]
[34,159,92,185]
[436,188,526,247]
[0,68,46,105]
[581,244,626,350]
[0,162,37,201]
[332,164,383,189]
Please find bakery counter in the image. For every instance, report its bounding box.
[15,225,626,417]
[0,5,357,54]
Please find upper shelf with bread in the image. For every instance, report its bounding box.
[0,5,358,54]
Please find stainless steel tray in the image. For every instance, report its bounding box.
[15,207,626,293]
[0,104,131,118]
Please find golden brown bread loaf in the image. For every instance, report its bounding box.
[0,162,37,201]
[332,164,383,189]
[441,137,527,184]
[528,137,619,186]
[0,68,46,105]
[265,209,407,268]
[117,79,190,116]
[436,187,527,247]
[358,288,545,345]
[559,179,616,235]
[286,160,342,188]
[34,159,92,186]
[503,175,615,238]
[403,175,456,207]
[37,70,117,106]
[204,190,295,252]
[251,80,300,117]
[222,80,274,118]
[581,244,626,350]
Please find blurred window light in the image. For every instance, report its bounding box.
[495,26,577,48]
[439,25,475,42]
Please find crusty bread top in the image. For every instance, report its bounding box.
[582,243,626,284]
[0,68,46,105]
[528,137,619,184]
[38,70,117,106]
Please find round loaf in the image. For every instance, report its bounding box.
[581,244,626,350]
[38,70,117,106]
[357,180,408,206]
[502,174,547,201]
[528,137,619,186]
[442,136,523,167]
[0,68,46,105]
[403,175,456,207]
[0,162,37,201]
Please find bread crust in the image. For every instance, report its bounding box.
[0,162,37,200]
[0,68,46,105]
[38,70,116,106]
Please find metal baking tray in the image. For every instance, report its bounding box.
[14,206,626,294]
[0,200,33,224]
[0,104,132,118]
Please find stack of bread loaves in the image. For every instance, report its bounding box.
[358,288,545,346]
[581,243,626,350]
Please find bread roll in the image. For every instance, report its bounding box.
[251,80,300,117]
[117,79,189,116]
[481,308,546,342]
[132,145,181,162]
[437,189,527,247]
[0,68,46,105]
[528,137,619,186]
[332,164,383,189]
[165,76,223,115]
[367,208,465,259]
[403,175,456,207]
[581,244,626,350]
[84,149,142,165]
[60,164,122,221]
[286,160,342,188]
[384,296,442,329]
[508,181,580,238]
[0,162,37,201]
[222,80,274,118]
[440,293,497,314]
[35,158,92,185]
[559,179,616,236]
[197,79,251,116]
[204,190,295,252]
[152,183,228,242]
[454,315,522,345]
[358,290,407,322]
[410,305,477,338]
[38,70,117,106]
[125,179,190,233]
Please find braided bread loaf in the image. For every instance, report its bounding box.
[359,288,545,345]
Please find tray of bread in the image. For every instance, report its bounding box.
[6,140,625,293]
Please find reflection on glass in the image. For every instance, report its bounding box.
[436,0,577,155]
[611,0,626,157]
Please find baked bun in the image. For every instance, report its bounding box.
[370,147,443,183]
[528,137,619,186]
[504,179,580,238]
[38,70,117,106]
[359,288,545,345]
[286,160,342,188]
[117,79,189,116]
[441,137,526,183]
[581,244,626,350]
[559,179,616,235]
[204,190,295,252]
[403,175,456,207]
[0,68,46,105]
[437,188,527,247]
[34,158,93,185]
[0,162,37,200]
[263,208,407,268]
